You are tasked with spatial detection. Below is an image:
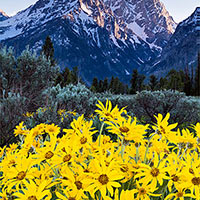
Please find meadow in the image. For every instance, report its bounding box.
[1,100,200,199]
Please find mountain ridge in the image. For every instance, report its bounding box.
[0,9,9,21]
[148,7,200,77]
[0,0,176,84]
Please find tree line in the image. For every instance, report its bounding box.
[38,36,200,96]
[89,52,200,96]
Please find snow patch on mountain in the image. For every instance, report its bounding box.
[127,22,148,41]
[79,0,92,15]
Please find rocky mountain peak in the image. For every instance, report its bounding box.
[148,7,200,78]
[104,0,177,49]
[0,9,9,21]
[179,6,200,29]
[0,0,177,84]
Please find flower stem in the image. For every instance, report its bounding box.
[99,122,105,146]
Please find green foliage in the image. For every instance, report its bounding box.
[55,66,80,87]
[130,69,138,94]
[41,35,56,66]
[16,48,58,110]
[149,75,159,91]
[195,52,200,96]
[0,92,27,146]
[130,90,200,126]
[43,83,93,115]
[0,47,59,146]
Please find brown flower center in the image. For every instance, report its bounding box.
[16,171,26,180]
[192,177,200,185]
[45,151,54,159]
[98,174,109,185]
[80,137,87,144]
[48,128,54,132]
[9,159,16,166]
[119,126,129,133]
[172,175,179,182]
[139,188,146,195]
[105,113,112,118]
[189,168,194,174]
[63,154,72,162]
[120,164,129,173]
[68,198,76,200]
[159,126,166,135]
[28,196,37,200]
[150,168,159,177]
[75,181,83,190]
[177,192,183,198]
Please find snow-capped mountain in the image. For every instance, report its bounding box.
[148,7,200,76]
[104,0,176,50]
[0,9,9,21]
[0,0,176,83]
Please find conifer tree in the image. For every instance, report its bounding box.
[167,69,184,91]
[159,77,168,90]
[99,80,103,93]
[102,77,108,92]
[71,66,79,84]
[137,74,146,92]
[109,76,115,92]
[130,69,138,94]
[196,52,200,96]
[118,82,125,94]
[41,36,55,66]
[149,75,158,91]
[113,77,120,94]
[91,77,99,92]
[183,66,191,96]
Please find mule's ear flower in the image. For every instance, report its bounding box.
[14,122,29,137]
[152,113,178,140]
[95,100,127,122]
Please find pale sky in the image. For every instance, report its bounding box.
[0,0,200,23]
[161,0,200,23]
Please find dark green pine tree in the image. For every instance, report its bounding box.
[118,82,125,94]
[149,75,158,91]
[167,69,184,91]
[190,66,195,95]
[183,66,191,96]
[71,66,79,85]
[130,69,138,94]
[98,80,104,93]
[41,36,56,66]
[137,74,146,92]
[159,77,168,90]
[62,67,72,86]
[195,52,200,96]
[102,77,109,92]
[194,52,200,96]
[109,76,115,93]
[113,77,120,94]
[91,77,99,92]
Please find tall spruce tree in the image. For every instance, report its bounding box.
[149,75,158,91]
[130,69,138,94]
[113,77,120,94]
[41,36,55,66]
[91,77,99,92]
[71,66,79,84]
[109,76,115,92]
[195,52,200,96]
[183,66,191,96]
[159,77,168,90]
[137,74,146,92]
[102,77,109,92]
